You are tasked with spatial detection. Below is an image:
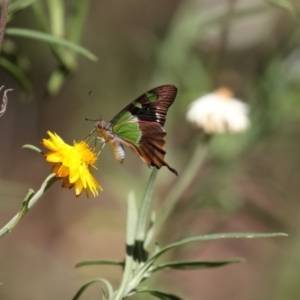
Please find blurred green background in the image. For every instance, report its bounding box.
[0,0,300,299]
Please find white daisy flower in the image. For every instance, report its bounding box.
[186,87,250,134]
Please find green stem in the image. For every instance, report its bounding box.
[0,173,59,239]
[135,168,158,242]
[155,141,209,232]
[113,169,158,300]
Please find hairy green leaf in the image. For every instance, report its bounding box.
[151,258,244,272]
[152,232,287,261]
[135,232,287,280]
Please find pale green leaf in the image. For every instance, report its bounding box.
[0,58,32,96]
[6,28,98,61]
[153,232,287,261]
[7,0,37,21]
[135,232,287,279]
[72,278,113,300]
[47,69,68,95]
[151,258,244,272]
[30,2,69,68]
[75,260,124,268]
[22,144,43,154]
[135,288,183,300]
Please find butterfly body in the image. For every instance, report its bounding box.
[94,85,178,175]
[94,119,126,163]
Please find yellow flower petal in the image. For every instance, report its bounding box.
[42,131,102,197]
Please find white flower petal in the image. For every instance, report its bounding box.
[186,89,250,134]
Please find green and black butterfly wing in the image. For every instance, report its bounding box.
[109,85,178,175]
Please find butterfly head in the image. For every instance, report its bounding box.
[94,120,107,129]
[94,120,111,143]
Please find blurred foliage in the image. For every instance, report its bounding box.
[0,0,97,97]
[0,0,300,300]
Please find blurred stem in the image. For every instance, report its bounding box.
[67,0,89,43]
[155,138,210,233]
[64,0,89,68]
[31,2,70,69]
[47,0,64,38]
[0,174,58,239]
[0,0,9,56]
[212,0,237,85]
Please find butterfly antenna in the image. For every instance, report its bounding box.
[89,91,102,121]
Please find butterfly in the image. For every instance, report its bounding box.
[94,84,178,175]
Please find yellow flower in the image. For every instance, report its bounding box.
[42,131,102,197]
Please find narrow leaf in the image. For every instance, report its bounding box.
[7,0,37,21]
[75,260,124,268]
[152,232,287,261]
[72,278,113,300]
[31,1,49,31]
[135,288,183,300]
[22,144,43,154]
[151,258,244,272]
[135,232,287,280]
[6,28,98,61]
[0,57,32,96]
[31,1,68,68]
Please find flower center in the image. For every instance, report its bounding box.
[74,141,98,165]
[215,87,234,100]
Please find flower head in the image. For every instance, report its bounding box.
[186,87,250,134]
[42,131,102,197]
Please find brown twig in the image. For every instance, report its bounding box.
[0,86,13,118]
[0,0,9,56]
